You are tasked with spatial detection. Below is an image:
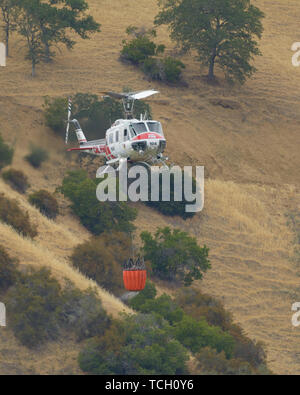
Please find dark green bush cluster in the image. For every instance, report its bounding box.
[121,26,185,84]
[57,283,111,342]
[0,246,18,293]
[142,56,185,83]
[44,92,152,141]
[125,165,197,219]
[28,190,59,219]
[176,288,269,372]
[2,169,30,194]
[129,288,234,359]
[60,170,137,235]
[25,145,48,168]
[121,26,165,64]
[78,313,189,375]
[0,193,37,238]
[143,167,197,219]
[5,267,110,348]
[127,284,271,375]
[0,134,13,170]
[141,227,210,285]
[71,232,131,295]
[43,96,68,136]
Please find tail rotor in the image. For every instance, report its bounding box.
[65,97,72,144]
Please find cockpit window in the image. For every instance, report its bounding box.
[131,122,147,135]
[129,125,137,138]
[147,121,163,134]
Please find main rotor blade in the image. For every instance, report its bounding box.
[101,90,159,101]
[129,90,159,100]
[101,91,127,100]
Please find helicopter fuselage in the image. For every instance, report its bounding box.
[69,118,167,166]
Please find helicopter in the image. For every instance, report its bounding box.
[65,90,168,175]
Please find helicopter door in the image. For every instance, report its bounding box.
[114,129,122,156]
[108,132,115,156]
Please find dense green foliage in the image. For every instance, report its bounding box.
[121,26,185,84]
[0,193,37,238]
[71,232,131,295]
[0,245,18,293]
[2,168,29,194]
[43,96,67,136]
[0,134,13,169]
[121,26,165,64]
[176,288,268,369]
[143,56,185,83]
[25,145,48,168]
[9,0,100,76]
[28,189,59,219]
[128,280,157,311]
[141,227,210,285]
[128,283,270,374]
[78,313,189,374]
[155,0,264,83]
[129,287,234,358]
[0,0,17,57]
[60,170,137,235]
[5,268,110,347]
[44,92,152,141]
[130,292,184,325]
[172,314,235,358]
[144,167,196,219]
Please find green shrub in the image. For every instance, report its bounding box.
[142,57,185,83]
[128,280,157,310]
[60,170,137,235]
[176,288,233,331]
[172,314,235,358]
[2,169,30,194]
[143,167,196,219]
[6,267,110,348]
[71,232,131,295]
[176,288,267,368]
[0,246,18,293]
[121,26,165,65]
[121,35,157,64]
[43,96,68,136]
[44,93,152,141]
[79,313,189,375]
[142,57,164,80]
[141,227,210,285]
[121,26,185,85]
[0,134,13,169]
[57,284,111,341]
[0,193,37,238]
[25,145,48,168]
[6,268,62,348]
[28,190,59,219]
[130,293,184,325]
[162,57,185,83]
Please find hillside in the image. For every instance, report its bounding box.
[0,0,300,374]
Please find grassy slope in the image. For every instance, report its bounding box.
[0,0,299,374]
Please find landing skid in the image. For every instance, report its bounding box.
[96,157,171,178]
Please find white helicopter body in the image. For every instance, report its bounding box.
[66,90,168,172]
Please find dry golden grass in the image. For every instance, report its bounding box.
[0,328,82,375]
[0,221,132,317]
[134,179,300,374]
[0,0,299,375]
[0,180,133,318]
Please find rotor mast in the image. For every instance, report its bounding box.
[101,89,159,119]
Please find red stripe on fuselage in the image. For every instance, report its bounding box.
[132,132,163,141]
